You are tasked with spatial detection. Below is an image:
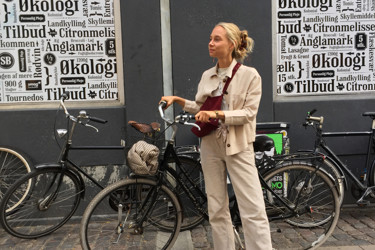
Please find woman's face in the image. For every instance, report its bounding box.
[208,26,234,60]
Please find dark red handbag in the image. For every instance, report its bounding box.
[191,63,241,137]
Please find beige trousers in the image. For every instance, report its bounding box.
[200,132,272,250]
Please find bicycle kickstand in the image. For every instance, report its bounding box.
[233,225,245,250]
[113,204,131,244]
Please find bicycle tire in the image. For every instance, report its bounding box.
[279,162,338,227]
[368,159,375,194]
[0,167,82,239]
[165,156,206,231]
[80,178,182,250]
[263,164,340,249]
[0,146,33,213]
[318,158,345,205]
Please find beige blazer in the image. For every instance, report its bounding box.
[184,59,262,155]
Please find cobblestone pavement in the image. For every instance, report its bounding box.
[1,206,375,249]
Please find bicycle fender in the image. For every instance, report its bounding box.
[175,153,200,162]
[34,163,85,199]
[369,159,375,186]
[175,146,200,161]
[297,150,348,191]
[35,163,62,169]
[272,160,338,190]
[323,155,348,191]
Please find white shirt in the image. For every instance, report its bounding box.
[212,67,229,111]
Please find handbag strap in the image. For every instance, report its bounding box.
[222,62,241,95]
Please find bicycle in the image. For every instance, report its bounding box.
[80,102,340,250]
[301,109,375,207]
[0,93,127,239]
[0,146,33,213]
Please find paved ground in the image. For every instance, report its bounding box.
[1,206,375,249]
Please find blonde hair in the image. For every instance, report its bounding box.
[216,22,254,62]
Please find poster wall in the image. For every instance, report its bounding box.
[275,0,375,96]
[0,0,120,104]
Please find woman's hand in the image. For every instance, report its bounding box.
[196,110,225,122]
[160,96,175,109]
[160,96,186,109]
[195,111,216,123]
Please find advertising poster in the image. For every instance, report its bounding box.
[276,0,375,96]
[0,0,120,104]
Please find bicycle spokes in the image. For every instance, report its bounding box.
[263,164,340,249]
[108,185,157,244]
[81,179,181,250]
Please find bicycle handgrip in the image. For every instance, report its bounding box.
[159,101,167,109]
[308,109,317,116]
[89,116,108,124]
[363,112,375,117]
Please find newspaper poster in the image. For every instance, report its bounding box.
[0,0,119,104]
[276,0,375,96]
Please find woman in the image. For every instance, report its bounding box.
[160,22,272,250]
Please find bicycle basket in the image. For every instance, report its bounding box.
[127,140,160,175]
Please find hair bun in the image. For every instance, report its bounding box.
[240,33,248,50]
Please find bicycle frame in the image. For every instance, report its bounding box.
[156,107,331,229]
[35,95,126,203]
[320,131,375,191]
[306,110,375,204]
[159,142,209,221]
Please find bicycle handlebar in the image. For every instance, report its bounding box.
[60,93,70,116]
[78,111,108,124]
[59,92,107,132]
[158,101,168,122]
[304,109,324,129]
[158,101,200,130]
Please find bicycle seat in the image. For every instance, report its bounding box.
[254,135,275,152]
[128,121,161,134]
[362,112,375,119]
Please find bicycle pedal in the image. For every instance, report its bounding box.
[306,205,313,213]
[131,227,143,235]
[356,199,370,206]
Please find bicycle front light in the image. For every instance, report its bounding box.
[56,129,68,138]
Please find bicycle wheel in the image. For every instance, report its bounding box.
[263,164,340,249]
[0,167,82,239]
[0,146,33,213]
[281,162,339,227]
[166,156,206,231]
[369,159,375,198]
[80,178,182,250]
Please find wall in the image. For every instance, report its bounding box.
[0,0,164,166]
[169,0,273,145]
[0,0,374,208]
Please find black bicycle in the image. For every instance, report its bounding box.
[302,109,375,207]
[80,102,340,250]
[0,93,126,239]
